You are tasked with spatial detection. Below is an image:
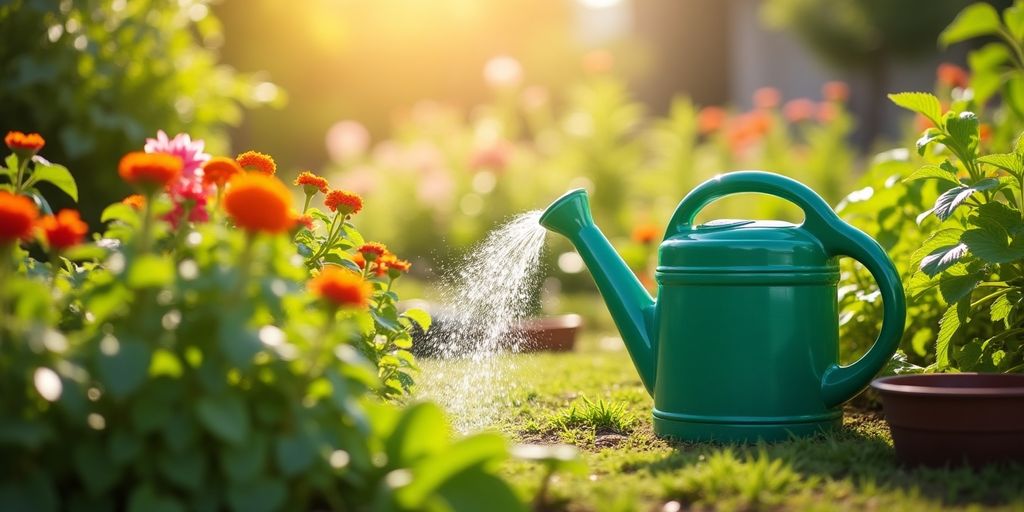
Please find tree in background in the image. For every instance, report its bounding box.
[0,0,282,224]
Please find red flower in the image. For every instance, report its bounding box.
[294,171,329,195]
[937,63,969,88]
[236,150,277,175]
[822,81,849,103]
[37,209,88,251]
[324,189,363,215]
[697,106,727,135]
[382,253,412,274]
[753,87,781,109]
[358,242,387,262]
[783,99,816,123]
[5,131,45,156]
[295,213,315,231]
[118,152,183,189]
[309,265,372,309]
[0,191,39,244]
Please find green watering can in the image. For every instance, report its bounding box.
[540,171,906,442]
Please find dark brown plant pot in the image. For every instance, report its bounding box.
[870,373,1024,467]
[514,314,582,352]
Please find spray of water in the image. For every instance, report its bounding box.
[416,211,548,433]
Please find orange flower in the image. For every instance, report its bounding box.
[222,173,295,234]
[118,152,183,189]
[697,106,727,135]
[236,150,277,175]
[631,224,658,245]
[309,265,372,309]
[0,191,39,244]
[352,252,366,269]
[358,242,387,261]
[816,102,839,124]
[783,99,816,123]
[5,131,45,155]
[324,189,363,215]
[980,123,992,143]
[822,81,849,103]
[382,253,412,273]
[753,87,780,109]
[121,194,146,210]
[202,156,243,187]
[37,209,88,251]
[294,171,329,195]
[937,63,969,88]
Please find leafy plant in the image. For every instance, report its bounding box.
[884,1,1024,373]
[0,134,531,511]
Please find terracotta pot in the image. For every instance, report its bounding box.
[514,314,583,352]
[871,373,1024,467]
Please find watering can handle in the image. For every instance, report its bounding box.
[667,171,906,408]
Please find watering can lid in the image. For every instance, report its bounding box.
[657,219,834,272]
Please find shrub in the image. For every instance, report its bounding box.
[0,133,527,511]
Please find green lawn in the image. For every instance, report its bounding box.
[421,334,1024,511]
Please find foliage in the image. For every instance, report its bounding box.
[0,0,283,223]
[326,71,858,295]
[0,140,536,511]
[549,395,634,436]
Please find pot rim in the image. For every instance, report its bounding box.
[871,373,1024,398]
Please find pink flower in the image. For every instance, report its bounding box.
[325,121,370,162]
[144,131,212,227]
[144,130,210,179]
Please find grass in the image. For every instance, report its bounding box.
[420,332,1024,511]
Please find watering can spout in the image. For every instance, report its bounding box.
[540,189,658,395]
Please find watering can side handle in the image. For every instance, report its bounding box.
[664,171,838,237]
[818,223,907,408]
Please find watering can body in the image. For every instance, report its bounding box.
[540,171,906,442]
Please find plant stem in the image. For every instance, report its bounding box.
[302,194,312,214]
[234,233,256,299]
[138,191,155,254]
[13,155,29,194]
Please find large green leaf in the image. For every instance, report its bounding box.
[226,477,286,512]
[396,432,510,509]
[386,402,450,465]
[195,393,250,445]
[961,218,1024,263]
[1006,4,1024,40]
[221,434,267,483]
[978,153,1024,177]
[274,432,316,477]
[435,470,526,512]
[158,449,206,491]
[945,111,980,156]
[939,3,1002,47]
[920,243,968,277]
[938,271,981,305]
[903,162,960,186]
[991,293,1013,322]
[26,160,78,202]
[936,301,968,369]
[401,308,432,332]
[889,92,942,125]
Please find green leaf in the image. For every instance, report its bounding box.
[218,311,261,368]
[1007,4,1024,40]
[396,432,510,509]
[889,92,942,125]
[371,309,402,334]
[961,218,1024,263]
[74,442,121,496]
[26,160,77,202]
[920,243,968,277]
[1007,75,1024,121]
[978,153,1024,177]
[991,293,1013,322]
[221,434,267,483]
[435,470,526,512]
[937,301,968,369]
[127,485,185,512]
[226,478,286,512]
[158,449,206,491]
[916,129,944,156]
[945,111,980,156]
[938,270,981,305]
[387,402,450,465]
[274,432,316,477]
[101,203,140,226]
[195,393,250,445]
[931,179,996,221]
[394,332,413,349]
[401,308,432,332]
[97,338,152,399]
[127,254,174,288]
[108,428,142,466]
[939,3,1002,47]
[903,163,960,186]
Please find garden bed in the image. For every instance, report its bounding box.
[421,335,1024,511]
